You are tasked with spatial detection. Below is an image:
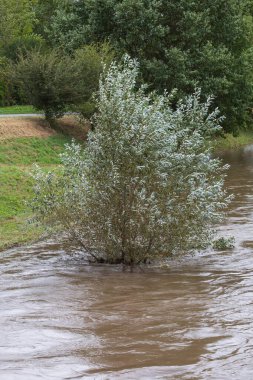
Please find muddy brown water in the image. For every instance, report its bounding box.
[1,146,253,379]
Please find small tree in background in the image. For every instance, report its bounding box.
[12,49,80,125]
[31,57,231,264]
[11,44,113,127]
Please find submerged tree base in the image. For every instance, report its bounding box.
[87,254,154,266]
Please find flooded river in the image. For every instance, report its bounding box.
[1,146,253,379]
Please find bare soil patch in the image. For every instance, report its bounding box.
[0,117,55,140]
[0,115,90,140]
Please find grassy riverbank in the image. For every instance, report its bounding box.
[213,131,253,150]
[0,135,71,251]
[1,119,253,251]
[0,105,41,114]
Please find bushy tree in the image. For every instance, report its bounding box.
[12,45,112,124]
[34,0,89,53]
[44,6,87,54]
[58,0,253,133]
[0,0,45,105]
[31,58,231,264]
[33,0,65,38]
[11,49,81,123]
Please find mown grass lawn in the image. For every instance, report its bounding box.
[0,105,42,114]
[0,134,72,251]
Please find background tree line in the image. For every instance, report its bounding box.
[1,0,253,133]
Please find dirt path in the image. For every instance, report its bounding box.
[0,113,43,118]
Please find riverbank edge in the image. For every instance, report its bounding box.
[213,131,253,151]
[1,130,253,253]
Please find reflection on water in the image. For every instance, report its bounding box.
[1,146,253,379]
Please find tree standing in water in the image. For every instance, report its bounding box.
[31,57,231,264]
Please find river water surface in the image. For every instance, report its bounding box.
[1,146,253,379]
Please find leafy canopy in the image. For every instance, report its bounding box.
[31,58,231,264]
[0,0,37,50]
[11,44,113,122]
[44,0,253,132]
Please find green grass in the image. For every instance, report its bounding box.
[0,134,72,251]
[0,135,71,165]
[213,131,253,150]
[0,105,42,114]
[0,165,43,249]
[0,166,33,218]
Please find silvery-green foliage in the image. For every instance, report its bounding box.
[31,56,231,264]
[213,236,235,250]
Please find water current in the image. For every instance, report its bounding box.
[1,146,253,379]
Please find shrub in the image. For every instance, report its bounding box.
[31,57,231,264]
[11,49,81,123]
[11,44,113,126]
[0,57,11,106]
[213,237,235,250]
[72,43,114,119]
